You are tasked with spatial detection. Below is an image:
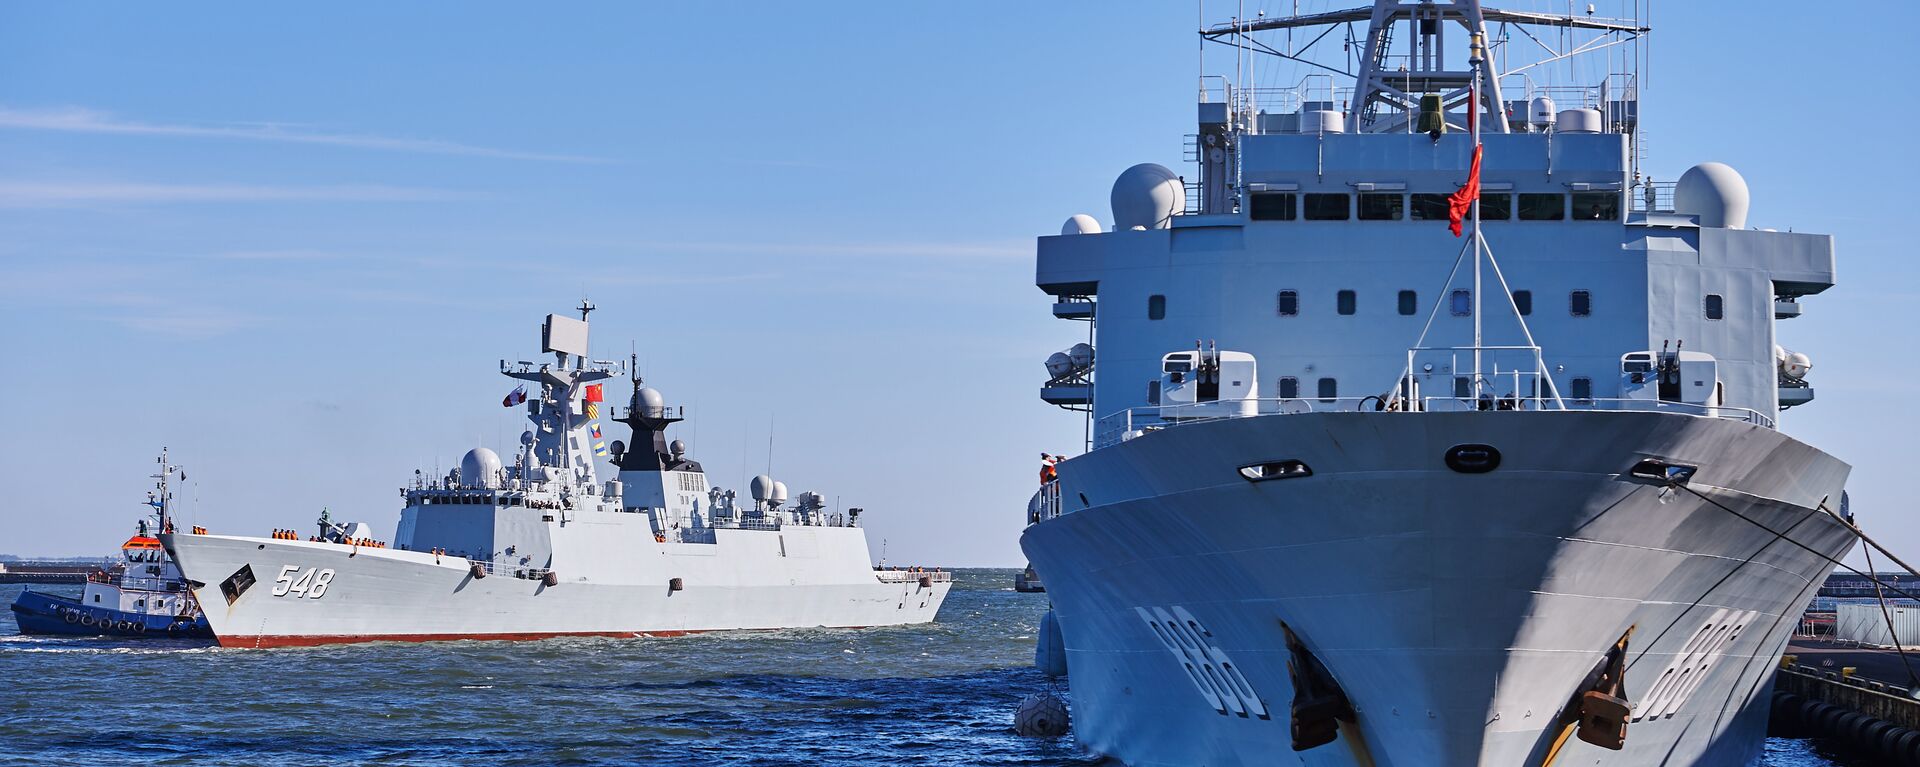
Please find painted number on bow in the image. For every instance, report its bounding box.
[272,565,336,599]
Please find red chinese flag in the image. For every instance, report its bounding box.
[584,384,604,403]
[1447,145,1482,237]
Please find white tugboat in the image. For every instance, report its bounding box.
[1022,3,1854,765]
[163,304,949,647]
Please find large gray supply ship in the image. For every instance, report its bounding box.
[164,305,949,647]
[1021,2,1854,765]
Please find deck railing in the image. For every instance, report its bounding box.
[1095,396,1773,448]
[875,569,951,584]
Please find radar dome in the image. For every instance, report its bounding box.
[669,439,686,458]
[1061,214,1102,236]
[1674,162,1750,229]
[609,439,626,457]
[459,448,503,489]
[750,475,774,502]
[771,481,789,503]
[1110,163,1185,231]
[637,387,666,417]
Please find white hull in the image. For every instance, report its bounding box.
[1022,410,1853,766]
[165,524,948,648]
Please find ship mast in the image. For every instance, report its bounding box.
[148,447,182,534]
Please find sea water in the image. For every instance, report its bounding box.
[0,573,1857,765]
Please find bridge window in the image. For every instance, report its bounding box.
[1573,191,1620,221]
[1303,193,1350,220]
[1250,192,1297,221]
[1398,290,1417,315]
[1571,377,1593,401]
[1450,289,1472,317]
[1278,377,1299,399]
[1148,294,1166,320]
[1570,290,1592,317]
[1277,290,1299,317]
[1705,294,1724,320]
[1454,376,1472,398]
[1147,380,1160,405]
[1479,192,1512,220]
[1337,290,1357,315]
[1317,378,1338,402]
[1410,194,1449,220]
[1518,193,1566,220]
[1512,290,1532,316]
[1358,193,1403,220]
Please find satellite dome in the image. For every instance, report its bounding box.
[1044,352,1073,379]
[637,387,666,417]
[459,448,503,489]
[770,481,789,503]
[609,439,626,457]
[750,475,774,501]
[1674,162,1750,229]
[1061,214,1103,236]
[669,439,686,457]
[1110,163,1185,231]
[519,431,534,446]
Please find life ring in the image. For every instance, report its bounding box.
[62,610,80,625]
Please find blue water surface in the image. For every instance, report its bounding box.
[0,572,1861,765]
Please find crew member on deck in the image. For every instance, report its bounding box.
[1039,453,1059,484]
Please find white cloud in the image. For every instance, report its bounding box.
[0,181,465,206]
[619,239,1030,260]
[0,105,606,163]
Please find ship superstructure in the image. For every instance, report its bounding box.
[1022,3,1854,765]
[163,305,949,647]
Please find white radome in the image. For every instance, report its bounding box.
[1062,214,1103,235]
[1110,163,1184,230]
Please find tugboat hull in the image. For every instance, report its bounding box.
[10,589,213,639]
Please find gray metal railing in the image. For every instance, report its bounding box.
[1095,396,1773,448]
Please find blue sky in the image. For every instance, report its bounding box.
[1,2,1914,568]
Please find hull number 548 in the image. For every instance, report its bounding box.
[272,565,336,599]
